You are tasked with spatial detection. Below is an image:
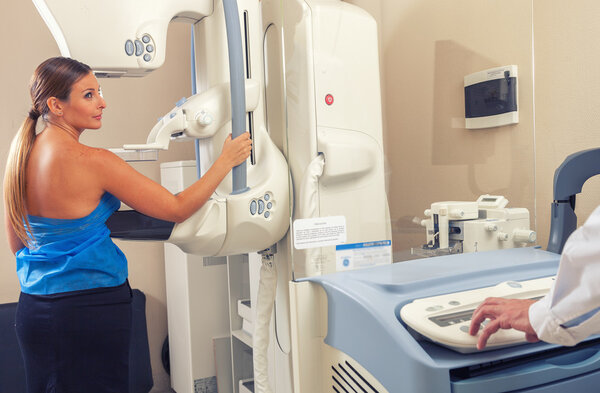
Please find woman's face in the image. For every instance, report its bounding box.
[60,72,106,132]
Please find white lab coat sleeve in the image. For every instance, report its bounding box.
[529,205,600,346]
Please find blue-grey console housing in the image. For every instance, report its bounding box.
[303,247,600,392]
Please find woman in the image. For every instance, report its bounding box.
[3,56,252,392]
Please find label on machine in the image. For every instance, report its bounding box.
[336,240,392,271]
[293,216,347,250]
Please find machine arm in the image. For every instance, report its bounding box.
[121,80,260,151]
[547,147,600,253]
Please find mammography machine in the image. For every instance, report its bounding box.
[414,194,537,256]
[33,0,391,392]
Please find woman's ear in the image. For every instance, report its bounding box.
[46,97,64,116]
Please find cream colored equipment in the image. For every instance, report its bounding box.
[414,194,537,257]
[33,0,212,77]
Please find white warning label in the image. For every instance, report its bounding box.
[292,216,347,250]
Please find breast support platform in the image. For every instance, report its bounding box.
[303,247,600,393]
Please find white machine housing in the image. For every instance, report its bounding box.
[33,0,214,77]
[417,195,537,255]
[283,0,392,277]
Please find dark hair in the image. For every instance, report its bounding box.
[4,57,92,246]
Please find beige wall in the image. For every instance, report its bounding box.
[376,0,537,253]
[372,0,600,253]
[0,1,195,391]
[533,0,600,246]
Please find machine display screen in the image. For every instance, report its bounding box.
[465,77,517,118]
[481,197,498,202]
[429,309,476,327]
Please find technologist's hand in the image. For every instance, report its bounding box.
[219,132,252,168]
[469,297,539,350]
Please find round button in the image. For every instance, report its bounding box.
[325,94,334,105]
[264,194,270,201]
[449,300,461,306]
[507,281,522,288]
[267,202,273,209]
[125,40,134,56]
[146,44,154,53]
[142,35,151,43]
[264,211,270,219]
[143,54,151,62]
[250,200,257,215]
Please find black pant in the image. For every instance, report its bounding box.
[15,281,133,393]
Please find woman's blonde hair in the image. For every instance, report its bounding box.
[4,57,91,246]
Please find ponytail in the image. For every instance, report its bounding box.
[4,115,38,246]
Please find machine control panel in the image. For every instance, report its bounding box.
[250,193,274,219]
[400,275,555,353]
[124,34,155,62]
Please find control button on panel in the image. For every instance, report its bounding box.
[142,35,151,43]
[125,40,134,56]
[267,202,272,209]
[264,211,270,219]
[426,305,443,312]
[258,200,265,215]
[449,301,461,306]
[146,44,154,53]
[264,194,270,201]
[250,200,257,215]
[143,54,151,62]
[135,40,144,56]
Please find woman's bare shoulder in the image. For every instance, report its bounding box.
[76,144,123,168]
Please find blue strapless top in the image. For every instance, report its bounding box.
[16,192,128,295]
